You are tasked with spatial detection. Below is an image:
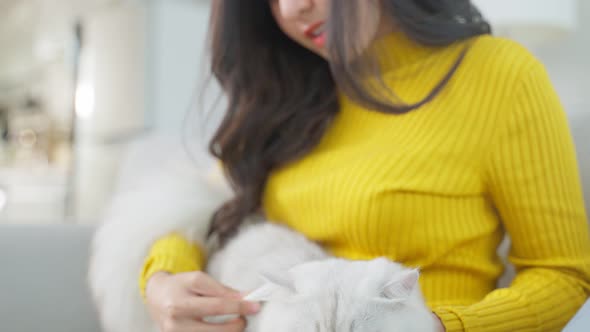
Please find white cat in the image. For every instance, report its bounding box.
[89,148,436,332]
[206,222,438,332]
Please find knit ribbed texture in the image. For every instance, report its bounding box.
[139,233,204,299]
[140,33,590,331]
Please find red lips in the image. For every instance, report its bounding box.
[304,21,325,38]
[304,21,326,48]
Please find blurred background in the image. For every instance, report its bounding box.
[0,0,588,225]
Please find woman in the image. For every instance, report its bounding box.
[89,1,590,331]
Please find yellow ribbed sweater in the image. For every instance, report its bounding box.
[140,32,590,331]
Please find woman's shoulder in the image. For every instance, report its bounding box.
[460,35,550,98]
[460,35,561,120]
[463,34,545,82]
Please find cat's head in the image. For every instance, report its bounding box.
[244,257,437,332]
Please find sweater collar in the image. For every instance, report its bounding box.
[369,30,444,72]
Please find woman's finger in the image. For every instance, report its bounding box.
[180,271,241,298]
[195,297,260,317]
[164,296,260,320]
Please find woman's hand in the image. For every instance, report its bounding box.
[145,271,261,332]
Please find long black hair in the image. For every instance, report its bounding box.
[207,0,491,244]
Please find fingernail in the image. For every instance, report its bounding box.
[230,292,244,299]
[247,301,261,313]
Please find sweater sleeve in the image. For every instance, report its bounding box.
[139,233,205,298]
[433,60,590,331]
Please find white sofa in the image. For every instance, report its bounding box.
[0,225,102,332]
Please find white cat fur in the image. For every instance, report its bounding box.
[88,144,436,332]
[88,149,232,332]
[207,222,437,332]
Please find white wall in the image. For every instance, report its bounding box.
[146,0,216,134]
[74,0,218,221]
[530,2,590,115]
[73,2,148,221]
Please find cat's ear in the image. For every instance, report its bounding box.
[380,269,419,301]
[243,272,295,302]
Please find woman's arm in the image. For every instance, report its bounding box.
[433,59,590,331]
[139,233,205,298]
